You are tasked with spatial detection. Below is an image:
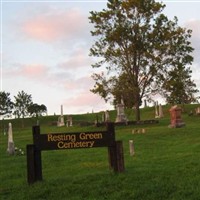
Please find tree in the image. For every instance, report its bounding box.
[89,0,194,121]
[0,91,13,118]
[28,103,47,118]
[14,91,33,126]
[161,65,199,104]
[111,73,142,108]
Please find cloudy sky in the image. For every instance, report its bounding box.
[1,0,200,115]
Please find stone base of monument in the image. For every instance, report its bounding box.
[168,120,185,128]
[115,115,127,123]
[95,120,159,127]
[57,122,65,127]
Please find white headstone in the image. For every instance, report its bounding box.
[159,104,164,118]
[155,102,159,118]
[66,116,73,127]
[7,123,15,155]
[196,107,200,115]
[129,140,135,156]
[115,100,127,123]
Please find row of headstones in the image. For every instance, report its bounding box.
[57,115,73,127]
[57,105,73,127]
[4,105,200,156]
[56,103,128,127]
[57,103,200,127]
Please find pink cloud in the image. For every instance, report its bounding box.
[63,91,106,108]
[21,8,88,43]
[63,76,94,90]
[59,48,92,70]
[5,62,94,92]
[22,64,47,76]
[5,63,49,79]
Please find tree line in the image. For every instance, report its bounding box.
[0,90,47,120]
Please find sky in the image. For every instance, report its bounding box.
[0,0,200,115]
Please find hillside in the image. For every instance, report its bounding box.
[1,104,200,200]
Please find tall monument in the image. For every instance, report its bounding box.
[7,123,15,155]
[57,105,65,127]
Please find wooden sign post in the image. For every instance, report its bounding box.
[26,123,124,184]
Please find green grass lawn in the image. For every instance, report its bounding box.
[1,105,200,200]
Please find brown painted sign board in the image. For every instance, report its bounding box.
[26,123,124,184]
[33,131,115,151]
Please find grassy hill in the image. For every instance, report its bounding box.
[1,104,200,200]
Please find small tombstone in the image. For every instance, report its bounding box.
[142,128,146,134]
[57,105,65,127]
[154,102,159,118]
[7,123,15,155]
[188,110,193,116]
[144,100,147,108]
[132,128,146,134]
[158,104,164,118]
[169,105,185,128]
[94,114,99,126]
[129,140,135,156]
[3,127,7,135]
[195,107,200,115]
[105,110,110,122]
[102,112,106,122]
[66,115,73,127]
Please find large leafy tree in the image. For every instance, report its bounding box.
[14,90,33,120]
[161,65,199,104]
[0,91,13,118]
[89,0,194,121]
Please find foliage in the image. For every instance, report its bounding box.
[28,103,47,118]
[0,91,13,118]
[112,73,142,108]
[161,65,199,104]
[89,0,194,121]
[13,90,33,119]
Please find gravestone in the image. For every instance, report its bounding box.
[158,104,164,118]
[169,105,185,128]
[154,101,159,118]
[105,110,110,122]
[7,123,15,155]
[66,115,73,127]
[129,140,135,156]
[57,105,65,127]
[102,112,105,123]
[195,107,200,115]
[94,114,98,125]
[115,100,127,123]
[144,100,147,108]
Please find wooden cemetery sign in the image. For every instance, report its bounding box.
[26,123,125,184]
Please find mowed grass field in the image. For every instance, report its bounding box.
[1,105,200,200]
